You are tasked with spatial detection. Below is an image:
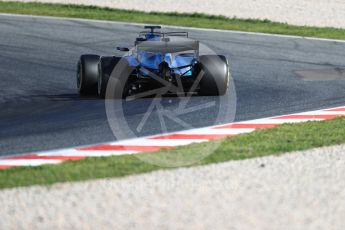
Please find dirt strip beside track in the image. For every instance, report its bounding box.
[3,0,345,28]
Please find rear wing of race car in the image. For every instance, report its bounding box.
[136,39,199,54]
[163,32,189,38]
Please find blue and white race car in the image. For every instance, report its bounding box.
[77,26,230,98]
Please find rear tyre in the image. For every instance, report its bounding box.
[99,57,134,99]
[77,54,100,95]
[198,55,230,96]
[98,56,121,98]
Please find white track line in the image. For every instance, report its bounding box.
[38,149,138,157]
[111,138,207,146]
[178,128,255,135]
[0,159,62,166]
[236,118,323,124]
[298,111,345,115]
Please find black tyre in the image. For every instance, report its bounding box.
[198,55,230,96]
[99,57,134,99]
[77,54,100,95]
[98,56,121,98]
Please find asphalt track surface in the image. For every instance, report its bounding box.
[1,14,345,157]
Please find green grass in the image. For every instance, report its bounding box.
[0,1,345,40]
[1,117,345,189]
